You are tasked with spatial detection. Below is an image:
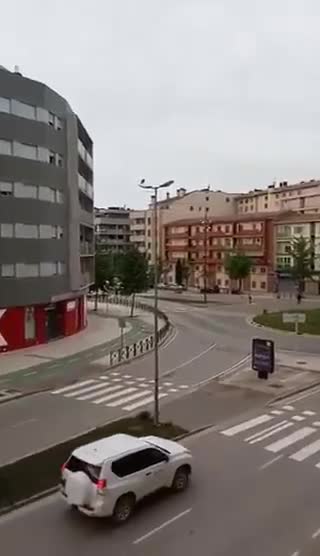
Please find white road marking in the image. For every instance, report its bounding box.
[133,508,192,545]
[123,375,131,379]
[245,420,288,442]
[266,427,315,453]
[107,390,152,407]
[77,385,123,401]
[94,387,137,404]
[221,415,273,437]
[292,415,305,422]
[163,382,173,386]
[282,405,295,411]
[290,551,300,556]
[169,388,178,393]
[270,410,284,416]
[249,422,293,445]
[51,379,95,394]
[259,455,283,470]
[290,439,320,462]
[313,422,320,427]
[179,385,189,389]
[123,393,167,411]
[64,381,110,398]
[163,342,216,375]
[303,410,316,416]
[110,372,120,376]
[312,528,320,539]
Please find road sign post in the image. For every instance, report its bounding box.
[118,317,126,350]
[282,313,306,335]
[252,338,275,380]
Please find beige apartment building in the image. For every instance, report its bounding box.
[236,179,320,216]
[144,187,237,265]
[129,209,148,254]
[274,212,320,294]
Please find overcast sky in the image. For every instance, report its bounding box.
[1,0,320,208]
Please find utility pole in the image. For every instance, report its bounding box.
[139,178,174,426]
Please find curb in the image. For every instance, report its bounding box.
[247,314,320,339]
[270,378,320,404]
[0,423,214,517]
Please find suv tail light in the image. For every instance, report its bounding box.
[97,479,107,494]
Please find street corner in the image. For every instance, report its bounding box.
[220,362,320,400]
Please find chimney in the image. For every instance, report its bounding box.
[166,192,170,200]
[14,65,22,76]
[176,187,186,198]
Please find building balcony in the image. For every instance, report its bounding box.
[233,229,264,237]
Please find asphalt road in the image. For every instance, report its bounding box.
[2,425,320,556]
[1,297,320,463]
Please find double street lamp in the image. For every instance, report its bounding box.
[139,179,174,426]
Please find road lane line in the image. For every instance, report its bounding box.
[259,455,283,470]
[51,379,95,394]
[312,528,320,539]
[133,508,192,545]
[245,420,288,442]
[124,393,167,411]
[107,390,152,407]
[162,342,216,375]
[290,439,320,462]
[249,422,293,445]
[77,384,123,401]
[221,415,273,437]
[266,427,315,453]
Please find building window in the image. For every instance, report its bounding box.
[38,187,55,202]
[251,280,256,288]
[15,224,38,239]
[225,279,229,286]
[12,99,36,120]
[260,281,266,289]
[226,197,230,202]
[260,267,266,273]
[14,183,37,199]
[294,226,303,234]
[0,181,13,196]
[264,203,268,209]
[40,262,58,276]
[206,207,209,212]
[0,264,15,277]
[25,307,36,340]
[0,223,14,237]
[0,139,12,155]
[48,112,55,127]
[13,142,37,160]
[16,263,39,278]
[225,225,230,232]
[0,96,10,113]
[217,279,221,285]
[198,207,202,211]
[147,230,151,237]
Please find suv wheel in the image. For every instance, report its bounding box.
[171,466,190,492]
[112,494,135,524]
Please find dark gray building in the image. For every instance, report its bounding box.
[95,207,130,253]
[0,65,94,351]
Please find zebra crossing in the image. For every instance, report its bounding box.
[219,405,320,468]
[51,371,190,412]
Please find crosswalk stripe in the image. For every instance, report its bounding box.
[292,415,305,422]
[221,415,273,437]
[77,385,124,401]
[107,390,152,408]
[303,410,316,416]
[93,387,137,404]
[283,405,294,411]
[64,381,111,398]
[123,393,168,411]
[249,422,293,445]
[290,439,320,462]
[266,427,315,453]
[270,410,284,416]
[245,420,288,442]
[52,380,95,395]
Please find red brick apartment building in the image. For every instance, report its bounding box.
[164,214,278,292]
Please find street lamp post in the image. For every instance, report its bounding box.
[139,178,174,426]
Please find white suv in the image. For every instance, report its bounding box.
[61,433,192,523]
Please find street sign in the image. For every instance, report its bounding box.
[252,338,275,374]
[282,313,306,324]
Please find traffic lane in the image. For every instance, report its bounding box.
[0,427,270,556]
[0,393,125,465]
[2,428,318,556]
[131,432,320,556]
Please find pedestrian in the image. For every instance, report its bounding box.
[297,292,302,304]
[248,294,252,304]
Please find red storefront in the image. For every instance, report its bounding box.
[0,295,87,353]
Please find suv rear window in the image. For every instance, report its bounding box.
[66,456,101,484]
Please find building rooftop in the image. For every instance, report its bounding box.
[235,179,320,199]
[165,211,291,228]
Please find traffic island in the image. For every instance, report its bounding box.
[253,308,320,335]
[0,414,186,514]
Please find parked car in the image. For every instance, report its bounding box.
[231,288,241,294]
[60,433,192,523]
[200,285,220,294]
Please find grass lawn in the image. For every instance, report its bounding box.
[0,414,187,510]
[253,308,320,335]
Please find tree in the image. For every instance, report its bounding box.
[181,260,191,287]
[289,236,314,293]
[117,248,149,316]
[225,254,252,292]
[175,259,183,285]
